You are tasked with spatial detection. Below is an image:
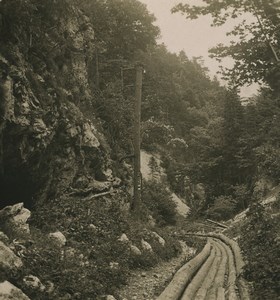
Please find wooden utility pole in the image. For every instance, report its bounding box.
[131,65,143,212]
[95,49,100,89]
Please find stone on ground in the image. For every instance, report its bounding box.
[23,275,45,291]
[48,231,67,247]
[141,239,153,252]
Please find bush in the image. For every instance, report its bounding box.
[142,181,177,226]
[255,144,280,182]
[26,191,181,298]
[26,194,132,298]
[239,203,280,300]
[184,236,206,254]
[128,251,159,269]
[126,219,181,268]
[206,195,237,220]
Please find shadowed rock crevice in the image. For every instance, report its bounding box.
[0,168,39,210]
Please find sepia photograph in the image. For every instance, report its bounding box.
[0,0,279,299]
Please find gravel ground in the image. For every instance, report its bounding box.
[117,242,195,300]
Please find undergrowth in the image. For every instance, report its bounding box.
[12,191,182,299]
[239,203,280,300]
[142,180,177,226]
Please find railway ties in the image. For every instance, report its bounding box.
[157,234,250,300]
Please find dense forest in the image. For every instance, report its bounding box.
[80,0,280,218]
[0,0,279,299]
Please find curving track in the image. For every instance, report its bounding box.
[157,234,250,300]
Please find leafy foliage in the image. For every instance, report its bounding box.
[2,0,280,297]
[80,0,159,59]
[239,203,280,300]
[25,191,180,298]
[255,143,280,180]
[142,181,177,226]
[28,195,130,298]
[172,0,280,87]
[206,195,237,220]
[92,84,134,154]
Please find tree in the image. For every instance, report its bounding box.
[172,0,280,87]
[80,0,160,59]
[222,90,244,183]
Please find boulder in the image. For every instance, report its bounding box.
[130,244,142,256]
[13,208,31,233]
[141,239,153,252]
[23,275,45,292]
[0,241,23,276]
[48,231,66,247]
[151,231,165,246]
[118,233,129,243]
[0,281,30,300]
[0,203,31,234]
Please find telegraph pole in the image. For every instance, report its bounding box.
[131,64,143,212]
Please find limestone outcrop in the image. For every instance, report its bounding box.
[0,4,116,209]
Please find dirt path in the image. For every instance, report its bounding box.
[117,242,195,300]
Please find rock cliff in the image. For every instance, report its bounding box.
[0,2,114,209]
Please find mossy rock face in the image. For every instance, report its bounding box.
[0,10,110,210]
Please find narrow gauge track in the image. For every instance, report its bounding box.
[157,233,250,300]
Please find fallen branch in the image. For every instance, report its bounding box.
[68,187,94,196]
[83,190,114,201]
[206,219,228,229]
